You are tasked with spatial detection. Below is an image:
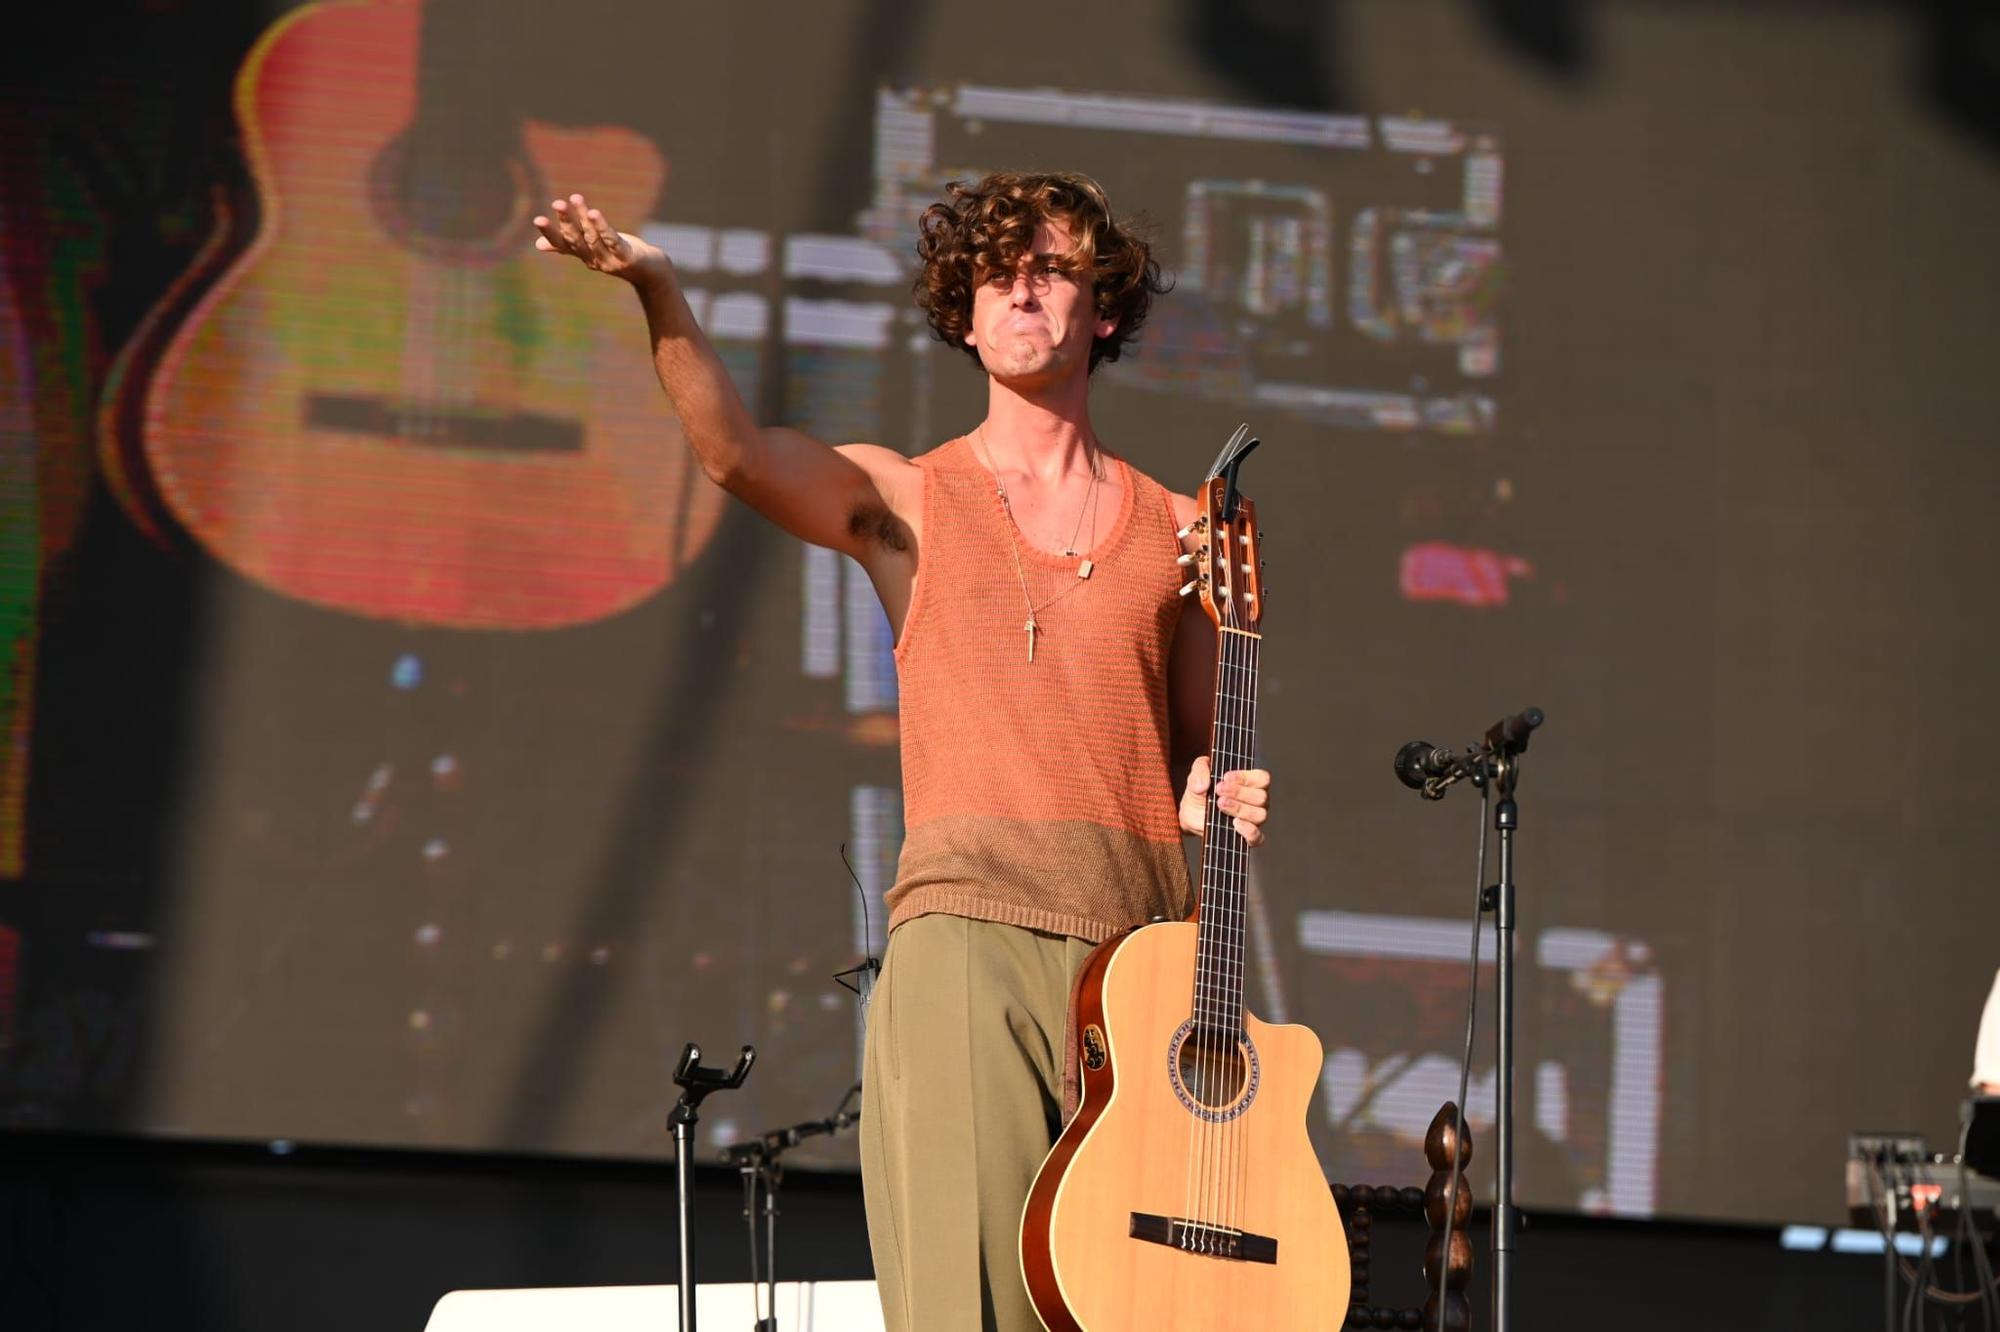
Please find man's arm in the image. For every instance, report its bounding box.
[534,195,918,569]
[1167,493,1270,847]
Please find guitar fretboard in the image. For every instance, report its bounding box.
[1192,623,1260,1039]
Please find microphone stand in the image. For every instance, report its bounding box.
[729,1144,782,1332]
[722,1083,863,1332]
[669,1043,755,1332]
[1398,708,1539,1332]
[1484,750,1520,1332]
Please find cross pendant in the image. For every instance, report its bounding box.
[1024,616,1038,662]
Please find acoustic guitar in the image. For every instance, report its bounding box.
[101,0,724,629]
[1020,431,1350,1329]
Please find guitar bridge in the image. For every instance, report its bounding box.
[1129,1211,1278,1264]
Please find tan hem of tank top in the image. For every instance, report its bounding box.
[885,890,1135,946]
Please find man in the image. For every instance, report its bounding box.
[534,170,1272,1331]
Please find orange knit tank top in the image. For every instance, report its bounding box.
[884,435,1195,942]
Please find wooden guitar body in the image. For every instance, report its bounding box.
[1022,437,1347,1329]
[127,0,722,629]
[1022,921,1349,1330]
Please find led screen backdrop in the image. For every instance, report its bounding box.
[2,0,1996,1228]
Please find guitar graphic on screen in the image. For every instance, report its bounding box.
[100,0,724,630]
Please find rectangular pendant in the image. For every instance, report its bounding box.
[1077,559,1093,579]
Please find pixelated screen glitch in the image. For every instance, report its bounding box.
[862,87,1503,439]
[6,0,1997,1234]
[1299,911,1662,1218]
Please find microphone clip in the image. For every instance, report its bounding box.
[1395,709,1541,802]
[1419,753,1497,802]
[1394,740,1507,801]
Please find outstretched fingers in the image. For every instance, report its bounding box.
[588,207,628,264]
[532,194,607,263]
[531,196,575,256]
[533,193,665,285]
[574,195,603,250]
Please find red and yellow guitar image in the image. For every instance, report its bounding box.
[1021,431,1350,1329]
[100,0,723,629]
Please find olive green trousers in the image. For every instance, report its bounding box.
[860,913,1094,1332]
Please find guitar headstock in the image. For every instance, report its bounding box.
[1181,425,1266,632]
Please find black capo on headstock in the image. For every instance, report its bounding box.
[1204,422,1262,522]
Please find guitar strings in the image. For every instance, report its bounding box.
[1188,598,1229,1251]
[1210,610,1244,1248]
[1217,618,1237,1244]
[1183,528,1262,1255]
[1191,585,1222,1249]
[1192,652,1208,1248]
[1183,674,1207,1248]
[1216,614,1242,1245]
[1221,618,1254,1242]
[1211,603,1257,1248]
[1229,612,1263,1241]
[1234,625,1261,1239]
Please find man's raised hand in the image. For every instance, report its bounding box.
[532,193,668,286]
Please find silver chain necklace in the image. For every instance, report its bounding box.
[973,426,1104,662]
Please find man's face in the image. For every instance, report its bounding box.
[965,219,1118,386]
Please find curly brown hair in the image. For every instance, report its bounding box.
[913,170,1169,373]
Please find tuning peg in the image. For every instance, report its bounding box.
[1177,552,1196,566]
[1176,516,1206,540]
[1178,580,1198,597]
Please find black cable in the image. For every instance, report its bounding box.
[833,843,882,1001]
[1957,1104,2000,1330]
[1902,1148,1919,1332]
[1904,1149,1932,1332]
[1877,1149,1905,1332]
[840,842,873,963]
[1870,1142,2000,1315]
[1953,1163,1973,1332]
[1907,1190,1932,1332]
[1926,1164,1946,1332]
[1434,780,1492,1332]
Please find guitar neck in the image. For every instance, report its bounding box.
[1192,622,1262,1036]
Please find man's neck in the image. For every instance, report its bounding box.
[978,375,1100,484]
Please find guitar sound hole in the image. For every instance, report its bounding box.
[367,133,539,263]
[1175,1025,1248,1109]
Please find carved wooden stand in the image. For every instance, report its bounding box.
[1332,1101,1476,1331]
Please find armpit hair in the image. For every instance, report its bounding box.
[848,501,911,553]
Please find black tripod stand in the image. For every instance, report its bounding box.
[669,1043,755,1332]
